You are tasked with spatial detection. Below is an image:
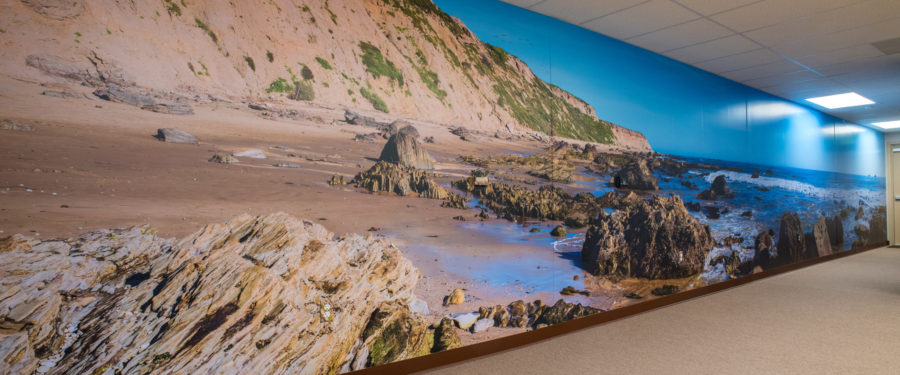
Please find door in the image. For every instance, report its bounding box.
[892,146,900,245]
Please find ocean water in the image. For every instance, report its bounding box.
[439,156,885,293]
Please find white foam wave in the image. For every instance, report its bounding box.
[699,170,881,204]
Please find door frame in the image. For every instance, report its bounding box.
[889,144,900,246]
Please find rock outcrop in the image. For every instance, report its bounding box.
[156,128,198,144]
[581,195,715,279]
[378,125,435,170]
[804,217,833,258]
[0,213,436,374]
[476,299,600,330]
[868,206,887,245]
[697,175,735,200]
[613,159,658,191]
[852,224,870,249]
[353,161,452,199]
[775,212,805,265]
[825,215,844,251]
[753,229,776,270]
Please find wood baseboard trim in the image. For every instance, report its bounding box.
[347,242,887,375]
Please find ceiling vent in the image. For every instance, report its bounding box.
[872,36,900,55]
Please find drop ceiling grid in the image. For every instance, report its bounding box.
[501,0,900,126]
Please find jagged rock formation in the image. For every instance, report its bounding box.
[613,159,659,191]
[0,213,438,374]
[476,299,600,330]
[697,175,735,200]
[6,0,650,148]
[378,125,435,170]
[581,195,714,279]
[454,175,637,222]
[352,161,451,200]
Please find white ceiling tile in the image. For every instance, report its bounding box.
[626,18,732,52]
[581,0,699,40]
[720,59,806,82]
[742,70,823,89]
[711,0,864,33]
[528,0,650,25]
[693,48,782,73]
[674,0,762,16]
[664,34,760,63]
[769,18,900,58]
[797,44,885,71]
[743,0,900,51]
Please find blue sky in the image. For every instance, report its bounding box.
[432,0,884,177]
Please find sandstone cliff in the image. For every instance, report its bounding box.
[0,0,651,149]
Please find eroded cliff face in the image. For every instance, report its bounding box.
[0,213,424,374]
[0,0,650,149]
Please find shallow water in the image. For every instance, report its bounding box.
[420,155,885,294]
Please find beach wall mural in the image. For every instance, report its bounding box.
[0,0,886,374]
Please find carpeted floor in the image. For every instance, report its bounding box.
[417,247,900,375]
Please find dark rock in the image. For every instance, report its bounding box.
[208,153,237,164]
[550,225,567,237]
[532,299,599,326]
[142,102,194,115]
[431,318,461,353]
[354,133,380,143]
[869,206,887,245]
[776,213,805,265]
[684,201,701,212]
[613,159,658,191]
[852,225,869,249]
[155,128,197,144]
[529,227,541,233]
[753,229,776,269]
[423,136,435,143]
[329,174,347,185]
[650,285,678,296]
[825,215,844,251]
[624,292,643,299]
[41,90,79,98]
[581,195,715,279]
[450,126,475,141]
[741,210,753,217]
[703,206,721,219]
[698,175,735,200]
[378,126,435,170]
[559,286,590,296]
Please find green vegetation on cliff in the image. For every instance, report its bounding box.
[361,87,389,113]
[360,41,404,86]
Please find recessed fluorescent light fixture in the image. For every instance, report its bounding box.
[805,92,874,109]
[873,120,900,129]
